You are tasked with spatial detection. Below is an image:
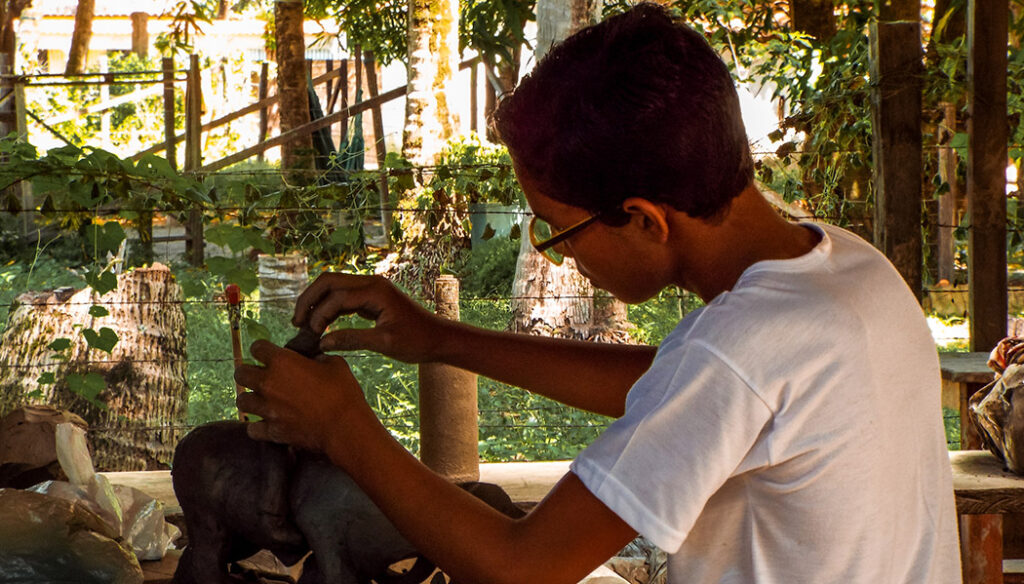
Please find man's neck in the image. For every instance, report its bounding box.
[673,186,821,303]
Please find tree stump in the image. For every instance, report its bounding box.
[0,264,189,471]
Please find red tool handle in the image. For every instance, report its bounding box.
[225,283,241,306]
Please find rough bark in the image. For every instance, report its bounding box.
[510,0,632,344]
[0,265,189,471]
[790,0,836,41]
[402,0,460,165]
[274,0,313,182]
[65,0,96,75]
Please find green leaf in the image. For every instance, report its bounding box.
[83,327,119,353]
[330,226,361,247]
[84,268,118,296]
[89,305,110,318]
[48,338,72,352]
[243,317,272,343]
[83,222,127,257]
[67,372,107,408]
[37,372,56,385]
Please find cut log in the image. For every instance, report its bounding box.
[0,264,189,471]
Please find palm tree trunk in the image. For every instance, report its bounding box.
[402,0,460,165]
[0,266,189,471]
[65,0,96,75]
[275,0,313,182]
[511,0,633,343]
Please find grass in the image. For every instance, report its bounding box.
[1,249,971,460]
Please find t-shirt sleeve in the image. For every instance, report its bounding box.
[570,340,773,552]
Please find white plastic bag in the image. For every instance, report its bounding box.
[28,423,179,561]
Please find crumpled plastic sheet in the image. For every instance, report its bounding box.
[971,363,1024,474]
[0,488,143,584]
[0,422,180,583]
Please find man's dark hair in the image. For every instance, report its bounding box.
[491,3,754,220]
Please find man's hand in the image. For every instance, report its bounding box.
[292,273,446,363]
[235,339,372,452]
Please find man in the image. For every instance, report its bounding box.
[236,4,961,582]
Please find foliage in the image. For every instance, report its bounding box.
[154,0,216,57]
[22,52,179,155]
[457,236,520,298]
[431,133,524,206]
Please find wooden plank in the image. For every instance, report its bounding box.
[952,450,1024,515]
[869,20,924,299]
[201,85,406,173]
[966,0,1009,353]
[940,352,993,384]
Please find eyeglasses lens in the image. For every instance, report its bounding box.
[530,218,565,265]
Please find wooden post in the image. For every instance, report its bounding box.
[937,102,959,283]
[962,513,1004,584]
[364,50,391,247]
[98,55,112,151]
[184,54,204,266]
[418,276,479,483]
[966,0,1008,353]
[337,59,348,147]
[161,57,176,170]
[869,20,923,300]
[130,12,148,57]
[257,61,269,162]
[470,61,478,134]
[14,77,32,239]
[0,52,12,139]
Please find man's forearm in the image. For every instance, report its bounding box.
[433,320,657,417]
[323,406,635,584]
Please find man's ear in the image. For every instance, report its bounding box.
[621,198,670,243]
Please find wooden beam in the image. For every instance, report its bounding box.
[201,85,406,172]
[870,20,924,299]
[967,0,1008,352]
[162,57,176,171]
[937,102,959,283]
[131,67,345,160]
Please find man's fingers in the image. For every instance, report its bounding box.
[320,328,385,353]
[236,390,267,417]
[245,420,287,444]
[234,364,266,391]
[249,339,282,364]
[292,275,336,327]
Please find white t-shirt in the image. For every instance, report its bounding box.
[571,224,961,583]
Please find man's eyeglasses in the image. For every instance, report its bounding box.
[529,211,604,265]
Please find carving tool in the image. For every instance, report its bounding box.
[225,284,249,421]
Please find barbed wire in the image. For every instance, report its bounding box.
[3,286,1021,313]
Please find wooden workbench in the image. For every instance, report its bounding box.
[114,452,1024,583]
[952,450,1024,584]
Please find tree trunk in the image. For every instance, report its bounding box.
[0,265,189,471]
[509,0,632,343]
[402,0,460,165]
[274,0,313,182]
[65,0,96,75]
[790,0,836,41]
